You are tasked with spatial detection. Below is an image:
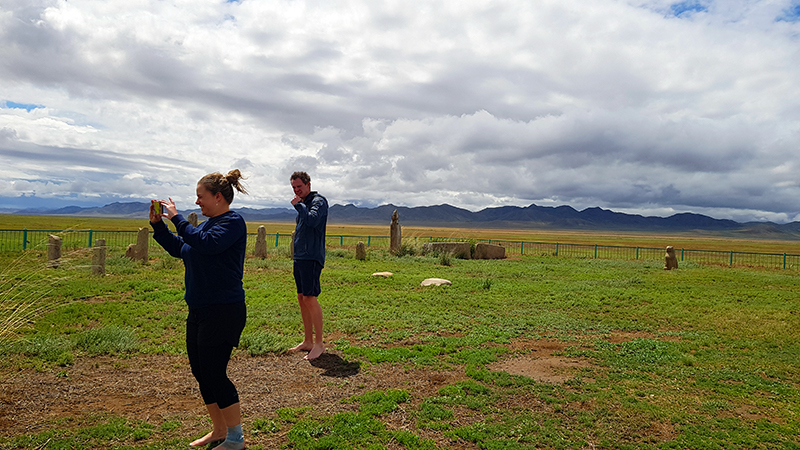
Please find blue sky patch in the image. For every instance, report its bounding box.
[777,3,800,22]
[4,101,44,112]
[670,1,708,17]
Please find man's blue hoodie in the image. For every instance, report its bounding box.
[293,191,328,267]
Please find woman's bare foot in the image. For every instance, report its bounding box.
[289,342,313,352]
[304,344,325,360]
[212,439,245,450]
[190,431,225,447]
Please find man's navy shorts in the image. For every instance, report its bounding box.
[294,259,323,297]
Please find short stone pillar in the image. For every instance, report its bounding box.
[188,212,199,227]
[422,242,471,259]
[47,235,62,268]
[390,209,401,255]
[474,243,506,259]
[254,226,267,258]
[664,246,678,270]
[92,239,107,276]
[356,241,366,260]
[135,227,149,264]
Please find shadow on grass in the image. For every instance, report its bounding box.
[310,352,361,378]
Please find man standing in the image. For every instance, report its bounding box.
[289,171,328,360]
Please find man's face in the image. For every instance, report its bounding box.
[291,178,311,199]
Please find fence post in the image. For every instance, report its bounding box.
[88,229,93,248]
[520,241,524,255]
[730,251,733,266]
[594,244,598,258]
[22,228,27,250]
[636,246,639,259]
[340,235,343,246]
[555,242,559,256]
[275,232,279,247]
[784,253,787,270]
[681,249,684,261]
[367,236,371,246]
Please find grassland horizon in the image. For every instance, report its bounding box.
[3,213,800,255]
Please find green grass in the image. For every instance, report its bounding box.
[1,243,799,449]
[3,415,169,449]
[283,388,434,450]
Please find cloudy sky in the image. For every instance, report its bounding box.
[1,0,799,223]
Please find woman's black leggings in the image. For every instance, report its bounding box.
[186,302,246,409]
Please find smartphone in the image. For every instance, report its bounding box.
[152,200,162,215]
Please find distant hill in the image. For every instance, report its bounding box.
[328,203,758,233]
[8,201,800,237]
[12,202,296,222]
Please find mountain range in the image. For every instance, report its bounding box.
[8,201,800,237]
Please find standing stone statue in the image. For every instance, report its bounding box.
[356,241,366,261]
[135,227,149,264]
[390,209,402,255]
[254,225,267,258]
[188,212,199,227]
[47,235,62,268]
[92,239,107,276]
[664,246,678,270]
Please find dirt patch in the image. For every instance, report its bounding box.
[489,339,595,384]
[488,356,593,384]
[0,350,469,448]
[0,339,600,447]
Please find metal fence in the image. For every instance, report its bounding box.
[2,228,799,270]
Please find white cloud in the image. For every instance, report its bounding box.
[0,0,799,221]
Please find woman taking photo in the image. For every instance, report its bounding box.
[150,170,248,450]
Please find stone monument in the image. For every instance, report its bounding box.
[390,209,401,255]
[135,227,149,264]
[664,246,678,270]
[474,243,505,259]
[422,242,471,259]
[356,241,366,260]
[254,225,267,258]
[47,235,62,268]
[92,239,107,276]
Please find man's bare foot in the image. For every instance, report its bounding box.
[190,431,225,447]
[289,342,313,352]
[304,344,325,360]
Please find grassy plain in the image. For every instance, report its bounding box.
[0,218,799,449]
[3,214,800,254]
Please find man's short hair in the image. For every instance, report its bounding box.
[290,171,311,185]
